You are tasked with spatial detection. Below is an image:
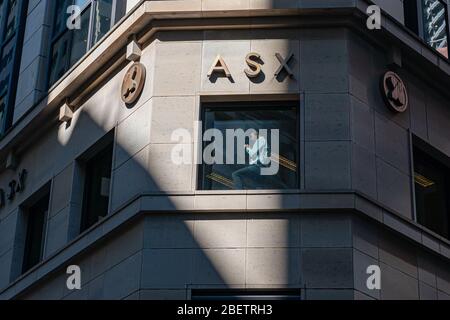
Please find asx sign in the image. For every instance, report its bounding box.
[207,52,296,80]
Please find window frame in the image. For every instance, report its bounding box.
[47,0,121,88]
[19,182,51,275]
[197,100,301,191]
[412,135,450,240]
[76,129,115,234]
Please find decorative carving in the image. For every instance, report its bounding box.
[381,71,408,113]
[121,62,146,105]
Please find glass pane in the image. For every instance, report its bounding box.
[414,147,450,239]
[49,31,71,85]
[422,0,449,58]
[69,6,90,66]
[53,0,73,37]
[200,103,299,191]
[23,193,50,273]
[50,2,91,85]
[92,0,113,45]
[0,0,5,37]
[0,38,13,95]
[81,141,113,232]
[74,0,90,8]
[0,95,5,133]
[5,0,17,39]
[114,0,127,23]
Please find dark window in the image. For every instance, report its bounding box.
[48,0,125,86]
[0,0,28,135]
[404,0,420,35]
[191,289,301,301]
[22,190,50,274]
[80,134,114,232]
[413,140,450,239]
[199,102,299,191]
[404,0,449,58]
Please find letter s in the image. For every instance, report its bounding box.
[245,52,262,78]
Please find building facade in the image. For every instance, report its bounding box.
[0,0,449,300]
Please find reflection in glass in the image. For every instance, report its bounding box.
[49,0,122,85]
[5,0,17,39]
[200,103,299,191]
[69,7,90,66]
[49,32,71,85]
[0,95,5,133]
[22,192,50,274]
[92,0,113,45]
[53,0,73,37]
[422,0,449,57]
[81,138,114,232]
[49,6,91,85]
[0,0,5,36]
[0,38,13,95]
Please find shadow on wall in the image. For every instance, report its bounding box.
[8,29,304,300]
[14,109,299,300]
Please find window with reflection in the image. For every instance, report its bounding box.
[0,95,5,133]
[80,131,114,233]
[199,102,299,191]
[49,0,125,86]
[405,0,449,58]
[422,0,448,58]
[0,0,27,135]
[414,139,450,240]
[22,186,50,274]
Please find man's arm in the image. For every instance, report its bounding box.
[246,137,266,157]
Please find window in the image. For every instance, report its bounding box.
[80,131,114,232]
[413,139,450,239]
[405,0,449,58]
[199,102,299,191]
[22,187,50,274]
[191,289,301,301]
[0,0,28,135]
[48,0,125,86]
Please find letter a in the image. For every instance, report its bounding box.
[367,5,381,30]
[66,265,81,290]
[207,55,232,78]
[366,265,381,290]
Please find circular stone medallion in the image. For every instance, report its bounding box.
[381,71,408,113]
[121,62,146,105]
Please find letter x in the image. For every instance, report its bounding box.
[275,52,295,78]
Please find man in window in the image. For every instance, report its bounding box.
[232,130,269,189]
